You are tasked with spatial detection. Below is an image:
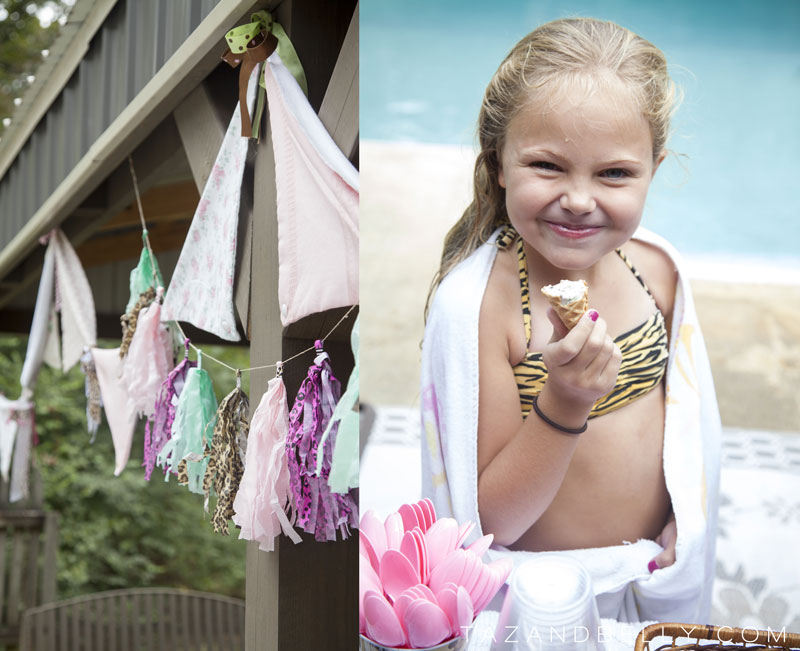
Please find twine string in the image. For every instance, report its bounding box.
[127,158,357,376]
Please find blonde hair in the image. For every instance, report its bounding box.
[425,17,680,318]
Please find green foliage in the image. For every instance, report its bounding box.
[0,1,69,136]
[0,334,249,600]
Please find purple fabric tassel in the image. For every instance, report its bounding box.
[286,340,358,542]
[144,339,196,480]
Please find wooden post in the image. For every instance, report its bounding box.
[243,1,358,648]
[245,91,282,651]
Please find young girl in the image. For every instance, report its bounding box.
[420,17,721,622]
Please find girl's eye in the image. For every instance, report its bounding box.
[531,161,561,172]
[601,168,629,180]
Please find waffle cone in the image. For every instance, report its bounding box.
[541,280,589,329]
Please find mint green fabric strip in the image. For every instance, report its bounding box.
[126,240,163,313]
[316,316,359,492]
[270,22,307,96]
[224,10,307,96]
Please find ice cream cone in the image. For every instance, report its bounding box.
[541,279,589,329]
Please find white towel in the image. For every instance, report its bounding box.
[420,226,721,622]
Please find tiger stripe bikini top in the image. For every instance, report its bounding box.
[497,228,669,419]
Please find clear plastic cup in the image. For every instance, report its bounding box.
[492,555,605,650]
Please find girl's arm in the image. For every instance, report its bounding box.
[477,304,621,546]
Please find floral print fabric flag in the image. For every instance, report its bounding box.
[160,68,259,341]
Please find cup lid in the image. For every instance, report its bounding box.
[510,555,594,624]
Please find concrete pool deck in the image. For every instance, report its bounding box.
[360,140,800,433]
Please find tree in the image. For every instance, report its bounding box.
[0,1,70,137]
[0,334,249,599]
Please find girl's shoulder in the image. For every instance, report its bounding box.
[626,230,679,321]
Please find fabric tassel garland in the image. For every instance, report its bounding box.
[157,354,218,491]
[315,315,359,493]
[120,287,174,419]
[203,374,250,534]
[120,286,156,359]
[80,349,102,442]
[126,235,163,314]
[286,341,358,542]
[232,367,301,551]
[144,339,196,481]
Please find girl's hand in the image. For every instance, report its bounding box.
[540,308,622,413]
[649,512,677,572]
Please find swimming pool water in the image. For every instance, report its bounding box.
[361,0,800,261]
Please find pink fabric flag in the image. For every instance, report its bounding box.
[120,291,174,419]
[263,53,359,327]
[92,347,137,476]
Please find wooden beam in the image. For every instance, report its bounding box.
[96,181,199,233]
[318,2,359,160]
[75,219,191,268]
[173,81,228,192]
[0,118,188,310]
[0,0,270,282]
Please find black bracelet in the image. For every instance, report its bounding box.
[531,394,587,435]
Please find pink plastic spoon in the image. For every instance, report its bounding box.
[397,503,420,532]
[363,590,407,648]
[392,589,416,632]
[473,566,500,614]
[384,512,404,550]
[380,549,420,602]
[360,510,388,559]
[459,551,482,596]
[454,586,475,638]
[435,586,459,635]
[466,533,494,559]
[360,532,381,574]
[475,558,513,613]
[422,497,437,523]
[424,518,458,572]
[359,563,382,633]
[417,499,434,531]
[409,583,436,603]
[455,521,476,548]
[467,563,491,612]
[411,527,429,583]
[399,531,423,583]
[429,549,468,594]
[411,502,426,532]
[404,599,452,648]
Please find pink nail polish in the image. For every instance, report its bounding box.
[648,559,659,573]
[588,310,599,322]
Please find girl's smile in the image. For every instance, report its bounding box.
[498,82,665,276]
